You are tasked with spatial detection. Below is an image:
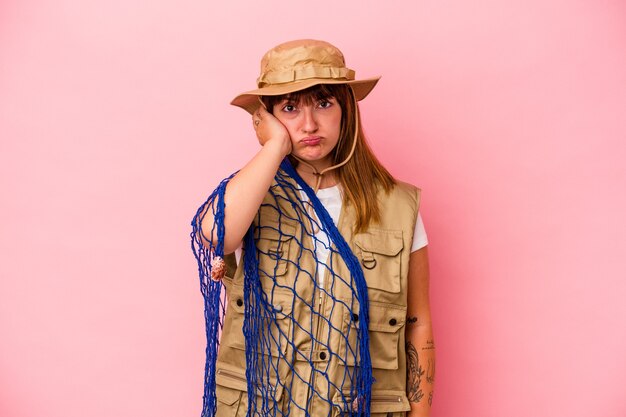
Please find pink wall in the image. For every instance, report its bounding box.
[1,1,625,416]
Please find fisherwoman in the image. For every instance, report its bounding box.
[191,39,435,417]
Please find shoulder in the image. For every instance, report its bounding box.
[385,180,421,210]
[372,180,422,227]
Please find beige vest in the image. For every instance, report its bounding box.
[214,178,420,417]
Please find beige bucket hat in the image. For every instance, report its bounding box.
[231,39,381,114]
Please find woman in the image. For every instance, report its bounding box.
[191,39,435,417]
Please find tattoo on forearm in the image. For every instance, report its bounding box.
[405,341,424,403]
[421,339,435,350]
[428,391,433,406]
[426,357,435,384]
[407,316,419,325]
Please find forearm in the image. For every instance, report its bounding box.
[405,320,435,417]
[200,139,288,253]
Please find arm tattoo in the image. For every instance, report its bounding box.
[407,316,419,326]
[428,391,434,406]
[406,341,424,403]
[426,357,435,384]
[421,339,435,350]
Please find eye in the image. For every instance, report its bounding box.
[281,103,297,113]
[318,99,333,109]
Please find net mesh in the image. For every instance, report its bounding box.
[191,159,373,416]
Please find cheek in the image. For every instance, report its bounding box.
[330,112,342,137]
[273,114,298,138]
[282,121,300,141]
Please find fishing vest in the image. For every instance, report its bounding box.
[214,177,420,417]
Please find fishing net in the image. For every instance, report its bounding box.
[191,159,373,417]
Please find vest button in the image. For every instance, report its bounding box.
[236,299,243,307]
[352,313,359,322]
[319,351,327,360]
[389,318,397,326]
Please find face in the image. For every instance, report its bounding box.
[272,95,342,169]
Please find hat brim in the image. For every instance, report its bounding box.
[230,76,381,115]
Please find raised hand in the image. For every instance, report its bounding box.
[252,104,292,157]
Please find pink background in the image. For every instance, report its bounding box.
[1,1,625,416]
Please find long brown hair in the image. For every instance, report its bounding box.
[261,84,396,233]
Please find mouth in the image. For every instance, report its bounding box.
[300,136,322,146]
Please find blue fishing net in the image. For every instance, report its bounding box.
[191,159,373,416]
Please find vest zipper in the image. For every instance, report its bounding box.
[304,264,330,413]
[370,394,403,403]
[344,393,403,405]
[216,368,247,383]
[217,368,280,398]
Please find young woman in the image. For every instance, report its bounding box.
[191,39,435,417]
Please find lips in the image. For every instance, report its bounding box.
[300,136,322,146]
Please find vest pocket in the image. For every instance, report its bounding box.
[225,289,294,357]
[215,366,284,417]
[331,389,411,417]
[340,301,407,370]
[215,384,243,417]
[353,228,404,294]
[256,217,297,284]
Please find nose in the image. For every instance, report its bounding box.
[300,106,318,133]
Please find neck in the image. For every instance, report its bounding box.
[296,166,338,190]
[298,155,334,173]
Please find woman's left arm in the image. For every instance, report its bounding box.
[405,245,435,417]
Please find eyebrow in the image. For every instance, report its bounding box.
[282,95,334,104]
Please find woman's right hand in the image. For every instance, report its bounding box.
[253,105,292,157]
[203,104,292,254]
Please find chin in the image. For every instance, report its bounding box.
[300,154,323,161]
